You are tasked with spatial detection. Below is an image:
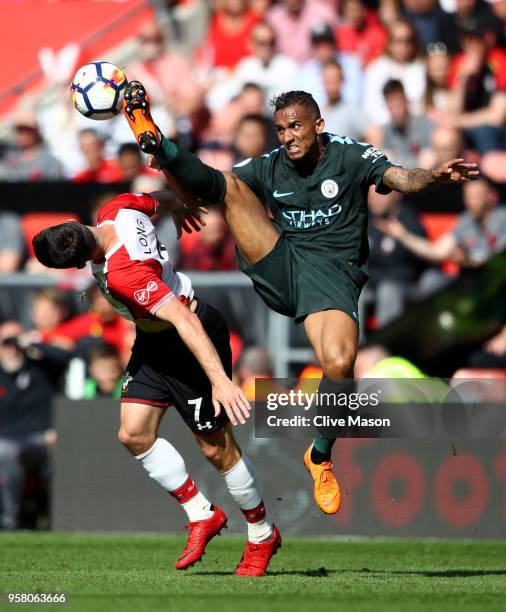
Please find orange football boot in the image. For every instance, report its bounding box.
[122,80,160,154]
[304,445,341,514]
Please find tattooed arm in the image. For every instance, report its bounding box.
[383,158,480,195]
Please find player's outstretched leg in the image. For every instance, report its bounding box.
[122,81,160,154]
[119,402,227,570]
[195,427,282,576]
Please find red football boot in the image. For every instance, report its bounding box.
[235,526,282,577]
[175,506,228,570]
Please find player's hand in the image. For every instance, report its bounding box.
[374,216,407,240]
[211,377,251,426]
[173,205,208,239]
[432,159,480,184]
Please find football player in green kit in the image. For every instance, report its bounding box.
[124,83,479,515]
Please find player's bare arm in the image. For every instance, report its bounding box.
[383,159,480,194]
[155,297,251,426]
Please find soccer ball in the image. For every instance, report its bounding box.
[70,62,127,120]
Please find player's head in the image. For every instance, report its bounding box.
[32,222,97,269]
[270,91,324,161]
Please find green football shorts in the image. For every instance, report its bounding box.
[237,233,368,324]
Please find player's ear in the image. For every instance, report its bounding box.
[315,117,325,135]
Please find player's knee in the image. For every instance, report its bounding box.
[321,347,356,380]
[117,428,155,456]
[222,172,243,209]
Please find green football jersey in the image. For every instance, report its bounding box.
[232,133,400,273]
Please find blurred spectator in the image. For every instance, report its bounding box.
[233,114,270,161]
[72,130,123,184]
[236,346,273,400]
[436,26,506,154]
[117,144,157,183]
[354,345,430,378]
[29,289,69,346]
[0,212,24,273]
[200,0,261,70]
[83,343,123,399]
[438,0,503,54]
[467,323,506,368]
[128,20,203,115]
[266,0,338,64]
[364,20,427,125]
[196,143,236,171]
[0,111,63,182]
[376,178,506,267]
[0,321,70,529]
[354,344,391,378]
[234,22,298,102]
[206,82,266,146]
[298,23,364,106]
[490,0,506,44]
[320,60,370,139]
[419,126,464,169]
[48,286,134,365]
[360,189,427,328]
[179,208,237,271]
[369,79,434,168]
[336,0,388,66]
[424,43,453,111]
[401,0,445,49]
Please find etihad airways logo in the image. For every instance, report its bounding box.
[282,203,342,229]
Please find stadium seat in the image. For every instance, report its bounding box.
[21,212,81,258]
[420,212,459,276]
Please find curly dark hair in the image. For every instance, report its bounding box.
[32,223,96,269]
[270,91,321,119]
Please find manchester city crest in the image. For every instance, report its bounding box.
[321,179,339,199]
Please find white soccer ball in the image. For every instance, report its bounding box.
[70,61,127,120]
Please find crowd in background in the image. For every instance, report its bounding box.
[1,0,506,529]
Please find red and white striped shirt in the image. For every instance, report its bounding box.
[91,193,193,331]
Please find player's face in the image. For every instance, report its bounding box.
[274,105,324,161]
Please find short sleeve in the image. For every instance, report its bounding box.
[107,259,174,319]
[97,193,158,225]
[349,142,401,195]
[231,156,267,199]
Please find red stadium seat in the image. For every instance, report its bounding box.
[420,212,459,276]
[21,212,81,257]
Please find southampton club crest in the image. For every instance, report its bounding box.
[321,179,339,199]
[122,372,133,392]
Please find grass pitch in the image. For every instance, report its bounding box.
[1,533,505,612]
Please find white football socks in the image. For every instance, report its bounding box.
[135,437,213,521]
[223,455,273,543]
